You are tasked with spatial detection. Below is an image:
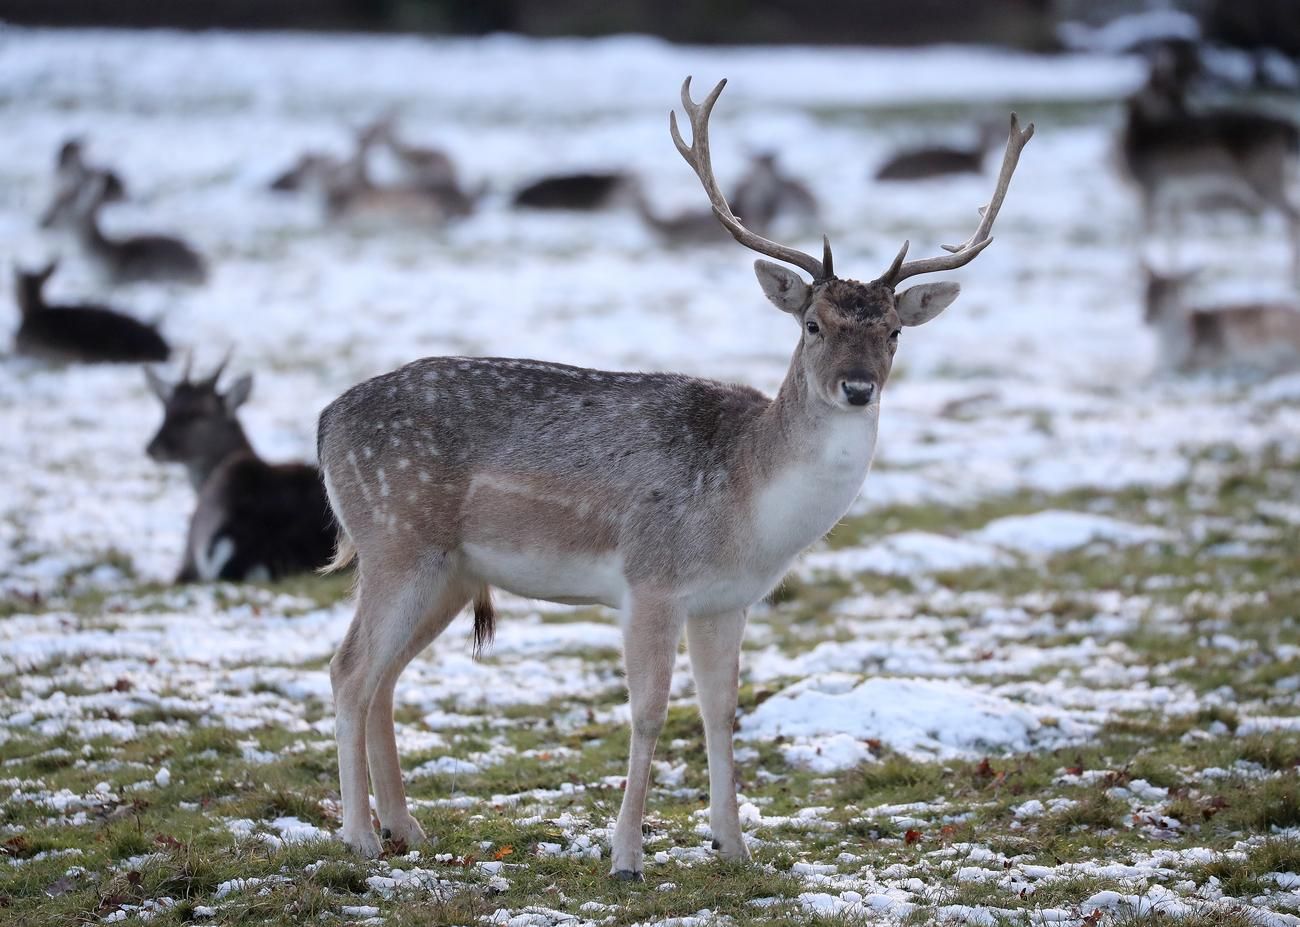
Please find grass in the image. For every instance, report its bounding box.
[2,448,1299,925]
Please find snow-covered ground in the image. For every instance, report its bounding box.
[1,28,1298,927]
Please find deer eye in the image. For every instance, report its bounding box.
[890,329,901,340]
[805,320,820,335]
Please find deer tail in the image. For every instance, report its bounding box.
[472,586,496,660]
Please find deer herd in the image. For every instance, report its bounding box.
[7,58,1300,873]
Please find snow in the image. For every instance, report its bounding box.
[740,675,1051,766]
[804,531,1008,577]
[972,510,1172,556]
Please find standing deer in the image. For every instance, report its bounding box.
[146,359,335,582]
[13,261,169,364]
[1121,64,1300,276]
[1142,265,1300,374]
[316,78,1032,878]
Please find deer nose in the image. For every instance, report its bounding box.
[841,380,875,406]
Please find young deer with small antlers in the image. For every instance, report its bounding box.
[317,78,1032,878]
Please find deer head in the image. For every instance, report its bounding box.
[145,355,253,488]
[671,77,1033,410]
[1141,264,1199,324]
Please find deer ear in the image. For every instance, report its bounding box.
[224,373,253,411]
[896,281,960,327]
[754,260,811,315]
[144,367,171,403]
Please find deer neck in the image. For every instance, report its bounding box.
[76,208,110,255]
[187,424,255,491]
[745,345,880,561]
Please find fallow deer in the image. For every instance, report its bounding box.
[1142,265,1300,375]
[358,114,459,192]
[512,171,635,210]
[270,153,344,192]
[873,120,1007,182]
[282,144,475,226]
[146,359,335,583]
[54,177,207,285]
[316,78,1032,877]
[1122,64,1300,276]
[730,152,819,234]
[13,261,169,364]
[39,138,127,229]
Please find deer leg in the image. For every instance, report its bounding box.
[366,576,471,848]
[330,553,457,857]
[610,592,687,881]
[686,609,749,863]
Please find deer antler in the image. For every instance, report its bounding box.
[670,77,832,281]
[879,113,1034,287]
[200,348,233,390]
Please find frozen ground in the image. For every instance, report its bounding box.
[1,27,1298,927]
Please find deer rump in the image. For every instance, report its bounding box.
[182,454,335,582]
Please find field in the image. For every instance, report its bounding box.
[2,28,1299,927]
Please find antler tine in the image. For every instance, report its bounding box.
[202,348,233,389]
[881,112,1035,286]
[670,76,829,282]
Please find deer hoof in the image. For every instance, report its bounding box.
[379,816,428,847]
[341,829,383,859]
[611,869,644,882]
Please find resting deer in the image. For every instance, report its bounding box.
[51,176,207,285]
[281,145,474,225]
[39,138,127,229]
[358,114,459,192]
[13,261,169,364]
[316,78,1032,877]
[512,171,635,210]
[1142,265,1300,375]
[730,153,819,234]
[873,120,1007,182]
[146,359,335,583]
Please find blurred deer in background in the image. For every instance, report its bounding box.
[146,358,335,583]
[276,124,476,225]
[874,119,1007,181]
[730,152,820,233]
[512,171,636,210]
[13,261,169,364]
[316,76,1032,877]
[358,113,459,191]
[1122,57,1300,277]
[39,138,127,229]
[51,176,207,285]
[1142,265,1300,375]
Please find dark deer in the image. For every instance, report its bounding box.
[1122,63,1300,276]
[13,261,169,364]
[315,76,1032,876]
[873,120,1007,181]
[145,360,335,583]
[512,171,635,210]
